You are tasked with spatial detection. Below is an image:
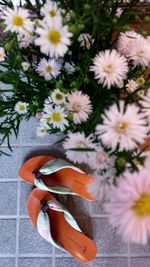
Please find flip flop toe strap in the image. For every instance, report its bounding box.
[34,158,85,195]
[34,178,77,195]
[37,199,82,252]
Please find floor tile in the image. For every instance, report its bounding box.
[18,258,52,267]
[19,219,53,254]
[0,182,17,215]
[0,219,16,254]
[93,258,128,267]
[0,258,15,267]
[20,119,61,145]
[20,182,33,215]
[55,257,91,267]
[92,218,128,254]
[0,148,19,179]
[131,258,150,267]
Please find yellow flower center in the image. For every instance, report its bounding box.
[49,9,56,17]
[116,121,129,133]
[104,64,113,73]
[40,128,46,133]
[132,193,150,217]
[46,65,52,73]
[13,15,24,26]
[72,103,81,112]
[19,105,25,111]
[35,19,39,27]
[48,30,61,44]
[52,112,61,122]
[77,140,87,148]
[137,77,145,85]
[0,53,4,60]
[137,50,144,57]
[55,93,63,100]
[46,117,51,124]
[127,39,133,46]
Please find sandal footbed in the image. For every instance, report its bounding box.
[27,188,97,263]
[19,155,95,201]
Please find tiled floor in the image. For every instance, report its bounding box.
[1,118,150,267]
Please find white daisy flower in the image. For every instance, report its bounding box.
[40,114,52,129]
[105,169,150,244]
[43,96,53,114]
[18,32,34,48]
[40,0,62,21]
[15,101,28,115]
[63,132,95,164]
[91,49,128,89]
[128,38,150,67]
[37,125,47,137]
[0,47,6,62]
[87,145,115,171]
[51,89,66,105]
[126,79,138,93]
[140,88,150,120]
[2,6,33,36]
[64,62,75,74]
[35,18,72,58]
[66,91,92,124]
[21,61,30,71]
[36,58,61,80]
[49,106,68,131]
[96,101,147,151]
[117,31,143,55]
[78,33,94,49]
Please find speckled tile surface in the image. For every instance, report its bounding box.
[0,118,150,267]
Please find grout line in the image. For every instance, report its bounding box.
[0,179,18,182]
[52,247,55,267]
[0,255,16,258]
[128,242,131,267]
[1,145,19,148]
[0,215,28,219]
[18,254,53,258]
[15,141,22,267]
[0,215,17,219]
[89,202,93,267]
[1,143,60,147]
[0,253,150,259]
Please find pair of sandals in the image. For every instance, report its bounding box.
[19,155,97,263]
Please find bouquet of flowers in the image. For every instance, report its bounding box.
[0,0,150,245]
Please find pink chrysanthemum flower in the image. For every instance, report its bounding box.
[128,38,150,67]
[91,49,128,89]
[126,79,138,93]
[36,58,61,80]
[96,101,147,151]
[63,132,95,164]
[117,31,142,55]
[105,169,150,245]
[140,88,150,121]
[66,91,92,124]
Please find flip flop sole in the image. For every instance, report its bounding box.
[27,188,97,263]
[19,155,95,201]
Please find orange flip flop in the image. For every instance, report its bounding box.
[27,188,97,263]
[19,155,95,201]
